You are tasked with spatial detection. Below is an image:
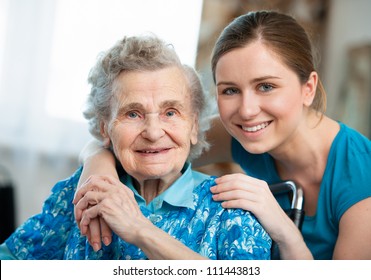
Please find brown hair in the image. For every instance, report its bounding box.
[211,10,326,113]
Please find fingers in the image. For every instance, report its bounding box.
[210,173,273,213]
[74,190,106,223]
[85,217,112,252]
[221,198,260,211]
[100,218,112,246]
[211,174,269,194]
[74,175,132,251]
[73,174,119,204]
[211,174,297,242]
[74,175,120,222]
[88,218,102,252]
[80,204,101,235]
[212,189,258,203]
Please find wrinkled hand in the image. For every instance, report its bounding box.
[73,175,114,251]
[210,173,292,241]
[73,175,150,251]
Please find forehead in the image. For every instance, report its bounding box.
[112,66,190,105]
[215,42,291,81]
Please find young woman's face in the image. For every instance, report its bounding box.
[215,41,316,154]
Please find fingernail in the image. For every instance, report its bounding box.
[103,237,111,246]
[92,242,100,252]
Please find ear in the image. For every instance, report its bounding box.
[100,121,111,148]
[190,116,199,145]
[302,71,318,107]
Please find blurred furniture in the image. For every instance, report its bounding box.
[0,164,16,243]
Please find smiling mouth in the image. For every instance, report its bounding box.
[241,121,272,132]
[137,148,170,154]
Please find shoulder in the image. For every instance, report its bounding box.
[30,166,82,219]
[336,123,371,155]
[190,169,213,186]
[193,177,270,234]
[52,166,83,193]
[190,177,271,259]
[325,123,371,220]
[5,167,83,259]
[192,176,217,201]
[330,123,371,175]
[45,167,83,212]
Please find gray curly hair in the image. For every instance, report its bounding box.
[83,35,211,161]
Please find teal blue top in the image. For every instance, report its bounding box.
[0,162,271,260]
[232,122,371,259]
[122,162,200,214]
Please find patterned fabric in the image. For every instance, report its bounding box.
[4,167,271,260]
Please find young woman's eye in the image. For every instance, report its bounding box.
[222,87,240,95]
[258,83,274,92]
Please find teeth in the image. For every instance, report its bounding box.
[242,122,269,132]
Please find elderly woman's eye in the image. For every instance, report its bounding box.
[165,110,177,117]
[127,111,139,119]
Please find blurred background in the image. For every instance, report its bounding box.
[0,0,370,242]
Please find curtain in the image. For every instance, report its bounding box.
[0,0,203,226]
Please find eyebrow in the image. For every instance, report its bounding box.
[216,75,282,86]
[117,100,185,115]
[160,100,185,110]
[252,75,282,83]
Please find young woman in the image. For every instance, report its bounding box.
[76,11,371,259]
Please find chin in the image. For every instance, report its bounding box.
[241,143,269,155]
[139,166,175,178]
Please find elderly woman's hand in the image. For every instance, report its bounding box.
[74,174,205,259]
[74,175,151,251]
[73,142,118,251]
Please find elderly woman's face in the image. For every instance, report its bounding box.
[103,66,198,184]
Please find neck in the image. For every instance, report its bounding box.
[271,114,339,187]
[134,172,182,203]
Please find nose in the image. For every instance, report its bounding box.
[238,91,261,119]
[141,113,165,141]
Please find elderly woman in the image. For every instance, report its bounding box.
[0,35,271,260]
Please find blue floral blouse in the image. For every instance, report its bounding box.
[3,164,271,260]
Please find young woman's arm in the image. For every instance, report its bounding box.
[77,139,118,182]
[333,197,371,259]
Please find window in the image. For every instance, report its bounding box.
[0,0,203,154]
[45,0,203,122]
